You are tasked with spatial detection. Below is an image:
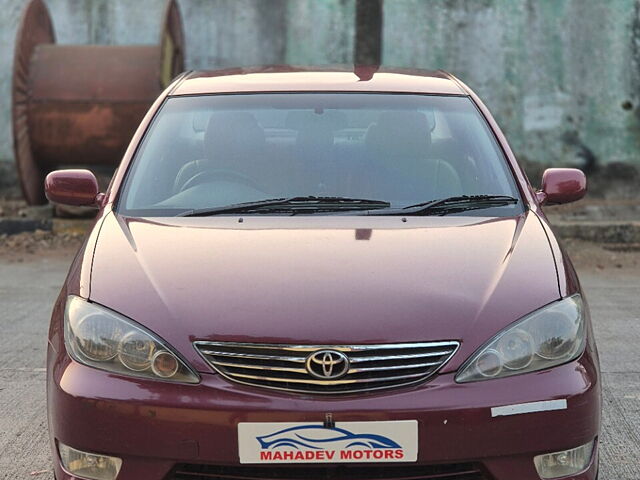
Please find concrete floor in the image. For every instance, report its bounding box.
[0,256,638,479]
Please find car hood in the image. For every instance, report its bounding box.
[89,211,560,373]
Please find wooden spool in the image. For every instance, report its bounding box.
[12,0,185,204]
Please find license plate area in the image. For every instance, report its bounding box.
[238,421,418,464]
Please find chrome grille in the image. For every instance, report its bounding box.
[194,341,459,394]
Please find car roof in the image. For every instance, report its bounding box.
[170,66,466,96]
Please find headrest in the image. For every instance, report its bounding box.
[204,112,265,166]
[365,111,432,158]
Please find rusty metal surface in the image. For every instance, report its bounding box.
[11,0,185,205]
[28,45,161,168]
[30,45,161,102]
[11,0,55,204]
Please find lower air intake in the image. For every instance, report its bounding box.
[170,463,490,480]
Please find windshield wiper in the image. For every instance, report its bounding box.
[178,196,391,217]
[370,195,519,216]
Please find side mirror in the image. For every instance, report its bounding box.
[44,169,102,207]
[536,168,586,205]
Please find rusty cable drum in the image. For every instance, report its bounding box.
[12,0,185,205]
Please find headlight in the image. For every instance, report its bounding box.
[456,295,586,383]
[64,296,199,383]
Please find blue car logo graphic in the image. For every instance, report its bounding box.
[257,425,401,450]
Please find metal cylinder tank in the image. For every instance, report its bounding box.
[12,0,185,204]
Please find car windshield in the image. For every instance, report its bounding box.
[118,93,522,216]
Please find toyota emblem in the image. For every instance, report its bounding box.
[306,350,350,380]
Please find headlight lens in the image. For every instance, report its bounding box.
[74,311,119,361]
[64,296,199,383]
[118,331,155,371]
[456,295,586,383]
[497,329,535,370]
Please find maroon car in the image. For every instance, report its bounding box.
[45,67,600,480]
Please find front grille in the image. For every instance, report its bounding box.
[194,341,459,394]
[170,463,489,480]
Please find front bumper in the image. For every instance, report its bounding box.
[48,345,600,480]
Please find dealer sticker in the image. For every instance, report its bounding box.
[238,421,418,464]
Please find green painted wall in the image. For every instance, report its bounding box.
[382,0,640,168]
[286,0,355,65]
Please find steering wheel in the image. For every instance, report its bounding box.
[179,168,263,193]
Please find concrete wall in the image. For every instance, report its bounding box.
[383,0,640,170]
[0,0,638,172]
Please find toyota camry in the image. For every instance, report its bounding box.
[45,66,600,480]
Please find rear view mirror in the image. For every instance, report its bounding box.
[537,168,586,205]
[44,169,101,207]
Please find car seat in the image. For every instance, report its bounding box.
[173,112,266,194]
[362,111,463,202]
